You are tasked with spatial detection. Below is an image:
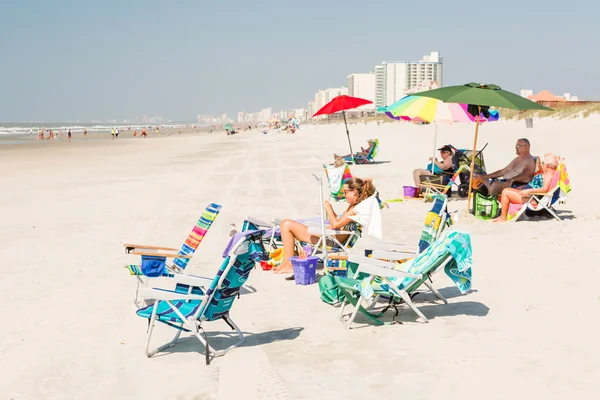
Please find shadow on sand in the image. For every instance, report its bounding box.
[351,285,489,326]
[154,327,304,357]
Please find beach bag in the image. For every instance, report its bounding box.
[318,274,344,305]
[473,192,499,220]
[141,255,167,277]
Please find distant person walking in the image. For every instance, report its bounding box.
[68,129,72,142]
[115,127,119,138]
[141,127,147,138]
[83,129,87,137]
[111,128,115,139]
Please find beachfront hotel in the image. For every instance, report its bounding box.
[374,51,443,108]
[347,72,376,110]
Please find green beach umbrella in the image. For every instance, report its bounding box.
[223,124,233,131]
[413,83,553,211]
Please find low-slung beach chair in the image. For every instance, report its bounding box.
[135,230,266,363]
[342,139,379,165]
[124,203,221,304]
[335,231,472,329]
[508,160,571,221]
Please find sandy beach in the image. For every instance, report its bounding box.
[1,117,599,399]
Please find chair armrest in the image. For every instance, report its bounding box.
[307,226,353,236]
[138,287,206,301]
[366,242,419,253]
[127,250,191,258]
[172,274,213,287]
[370,250,416,261]
[348,255,420,279]
[124,243,179,252]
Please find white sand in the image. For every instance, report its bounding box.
[1,117,599,399]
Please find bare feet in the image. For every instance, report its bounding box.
[492,216,507,223]
[273,260,293,274]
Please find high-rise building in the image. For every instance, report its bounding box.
[375,51,443,108]
[237,111,245,123]
[348,72,376,109]
[307,101,316,118]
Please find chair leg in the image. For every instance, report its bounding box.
[397,291,429,323]
[423,280,448,304]
[195,316,245,358]
[546,206,561,221]
[346,295,365,329]
[338,299,348,319]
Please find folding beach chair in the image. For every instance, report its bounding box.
[135,230,267,363]
[365,193,452,261]
[342,139,379,165]
[334,230,472,329]
[124,203,221,305]
[242,163,358,261]
[508,160,571,222]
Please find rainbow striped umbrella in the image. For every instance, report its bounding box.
[385,95,499,123]
[383,96,499,172]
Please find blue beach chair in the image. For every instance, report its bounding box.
[135,230,267,363]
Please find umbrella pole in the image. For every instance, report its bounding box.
[466,107,481,213]
[431,122,438,173]
[343,111,355,164]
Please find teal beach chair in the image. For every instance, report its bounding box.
[135,230,267,363]
[335,231,472,328]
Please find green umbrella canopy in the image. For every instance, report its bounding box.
[413,83,552,213]
[223,124,233,131]
[412,82,552,111]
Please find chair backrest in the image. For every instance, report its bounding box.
[394,231,471,293]
[417,194,451,253]
[367,139,379,160]
[199,230,266,322]
[172,203,222,270]
[324,164,352,201]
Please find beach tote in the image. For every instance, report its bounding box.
[473,192,499,220]
[141,255,167,277]
[318,274,344,305]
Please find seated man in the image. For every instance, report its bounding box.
[412,145,455,187]
[477,138,537,197]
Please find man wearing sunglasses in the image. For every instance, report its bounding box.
[476,138,537,197]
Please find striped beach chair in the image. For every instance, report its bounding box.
[135,230,266,363]
[124,203,222,304]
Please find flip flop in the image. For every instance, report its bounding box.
[284,274,295,281]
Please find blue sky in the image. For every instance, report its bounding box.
[0,0,597,122]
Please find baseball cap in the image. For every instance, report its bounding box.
[438,145,452,152]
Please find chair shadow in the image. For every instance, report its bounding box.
[155,327,304,356]
[240,285,257,295]
[351,286,487,326]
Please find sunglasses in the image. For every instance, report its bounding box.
[515,144,528,149]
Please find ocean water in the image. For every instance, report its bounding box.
[0,122,194,136]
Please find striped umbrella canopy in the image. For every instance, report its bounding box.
[385,95,499,123]
[383,95,499,174]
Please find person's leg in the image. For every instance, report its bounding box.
[413,169,432,187]
[273,219,318,273]
[493,188,526,222]
[490,181,509,197]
